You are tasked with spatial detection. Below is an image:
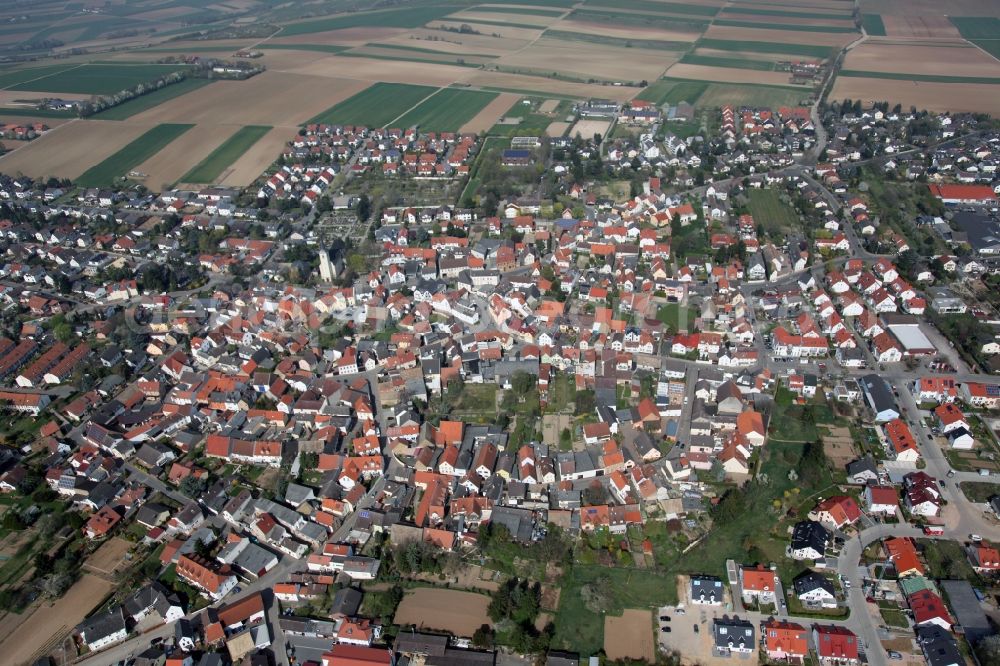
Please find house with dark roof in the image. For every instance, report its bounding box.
[713,615,755,656]
[690,574,724,605]
[788,521,829,561]
[77,606,128,651]
[916,625,962,666]
[793,571,837,608]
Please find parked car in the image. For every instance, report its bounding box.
[693,624,699,634]
[970,534,983,542]
[661,626,671,633]
[887,651,903,660]
[674,607,686,615]
[659,615,671,621]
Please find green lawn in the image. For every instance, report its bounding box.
[9,63,188,95]
[959,481,1000,504]
[747,188,801,238]
[637,79,707,105]
[861,14,887,36]
[180,125,271,184]
[838,69,1000,85]
[451,384,498,418]
[552,565,677,656]
[390,88,498,131]
[880,607,909,628]
[656,302,697,331]
[92,78,213,120]
[76,123,194,186]
[696,38,835,60]
[307,82,437,127]
[680,53,776,71]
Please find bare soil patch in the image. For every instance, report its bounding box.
[394,587,491,637]
[405,28,532,54]
[545,121,571,135]
[82,537,133,577]
[830,76,1000,115]
[460,92,519,133]
[284,56,467,87]
[135,123,235,190]
[0,574,114,666]
[823,426,859,468]
[129,71,368,126]
[269,27,410,46]
[666,63,810,86]
[705,24,855,46]
[218,126,290,187]
[497,37,678,82]
[0,118,153,179]
[538,99,560,113]
[554,19,700,42]
[605,609,655,662]
[843,41,1000,77]
[569,119,613,141]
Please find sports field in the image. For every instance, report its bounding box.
[180,124,272,184]
[392,88,498,132]
[8,63,188,95]
[308,82,437,126]
[76,123,194,186]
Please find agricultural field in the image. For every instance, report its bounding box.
[637,80,709,106]
[0,119,155,179]
[76,123,194,187]
[92,78,215,120]
[696,37,838,59]
[308,82,437,127]
[840,41,1000,80]
[830,76,1000,115]
[664,63,811,87]
[862,14,888,36]
[393,588,491,637]
[8,63,188,96]
[459,92,520,133]
[178,124,271,185]
[392,88,498,132]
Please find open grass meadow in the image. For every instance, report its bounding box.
[553,565,677,656]
[92,78,214,120]
[8,63,188,96]
[392,88,498,131]
[636,79,708,106]
[308,82,437,127]
[180,124,272,184]
[748,188,801,237]
[76,123,194,186]
[693,82,810,109]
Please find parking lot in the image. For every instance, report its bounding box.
[658,580,761,666]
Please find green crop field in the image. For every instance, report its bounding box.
[697,38,835,59]
[307,82,437,127]
[949,16,1000,40]
[76,123,194,187]
[861,14,887,36]
[180,125,272,184]
[279,6,458,36]
[471,6,566,16]
[636,79,708,105]
[0,64,78,90]
[8,63,188,95]
[712,19,858,33]
[973,41,1000,60]
[838,69,1000,84]
[0,107,76,119]
[93,79,214,120]
[680,53,776,71]
[392,88,498,131]
[585,0,718,17]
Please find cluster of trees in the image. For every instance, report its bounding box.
[480,578,553,654]
[77,71,187,118]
